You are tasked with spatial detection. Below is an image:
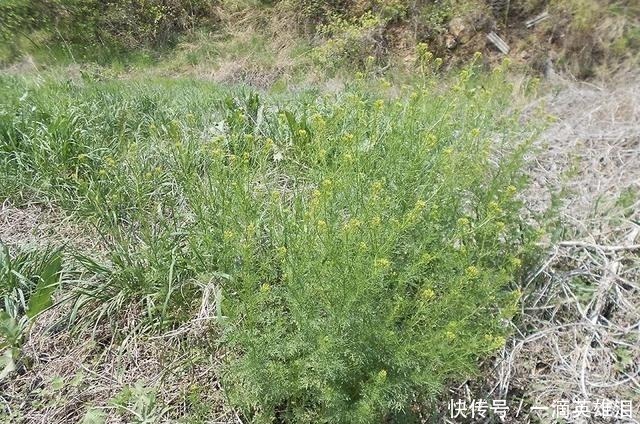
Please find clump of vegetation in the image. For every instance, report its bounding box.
[311,11,387,70]
[0,244,63,379]
[0,58,540,421]
[3,0,637,77]
[0,0,217,61]
[546,0,640,77]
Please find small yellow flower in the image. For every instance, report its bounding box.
[457,217,470,227]
[506,185,517,197]
[343,219,362,232]
[488,201,502,214]
[492,336,506,348]
[374,99,384,110]
[420,252,433,263]
[358,242,368,251]
[471,128,480,138]
[424,134,437,148]
[223,230,235,241]
[297,129,307,138]
[466,265,479,278]
[446,331,456,340]
[260,283,271,293]
[371,180,384,195]
[421,288,435,301]
[374,258,391,270]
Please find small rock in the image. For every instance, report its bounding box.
[445,34,458,49]
[449,17,466,39]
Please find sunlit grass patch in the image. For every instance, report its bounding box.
[0,63,542,422]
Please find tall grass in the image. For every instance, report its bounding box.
[0,62,541,421]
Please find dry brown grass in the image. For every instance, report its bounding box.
[0,201,101,254]
[2,303,232,423]
[476,74,640,423]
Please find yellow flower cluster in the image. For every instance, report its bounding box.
[457,217,470,228]
[343,218,362,232]
[484,334,506,349]
[488,201,502,214]
[260,283,271,293]
[370,180,384,197]
[465,265,479,278]
[374,258,391,270]
[405,199,427,224]
[423,134,437,149]
[420,288,435,302]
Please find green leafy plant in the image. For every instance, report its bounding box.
[312,11,386,71]
[0,244,63,380]
[0,63,541,421]
[112,381,171,423]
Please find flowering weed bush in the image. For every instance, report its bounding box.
[0,62,539,422]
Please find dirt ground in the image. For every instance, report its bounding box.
[452,74,640,424]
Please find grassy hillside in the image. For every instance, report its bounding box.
[2,0,638,79]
